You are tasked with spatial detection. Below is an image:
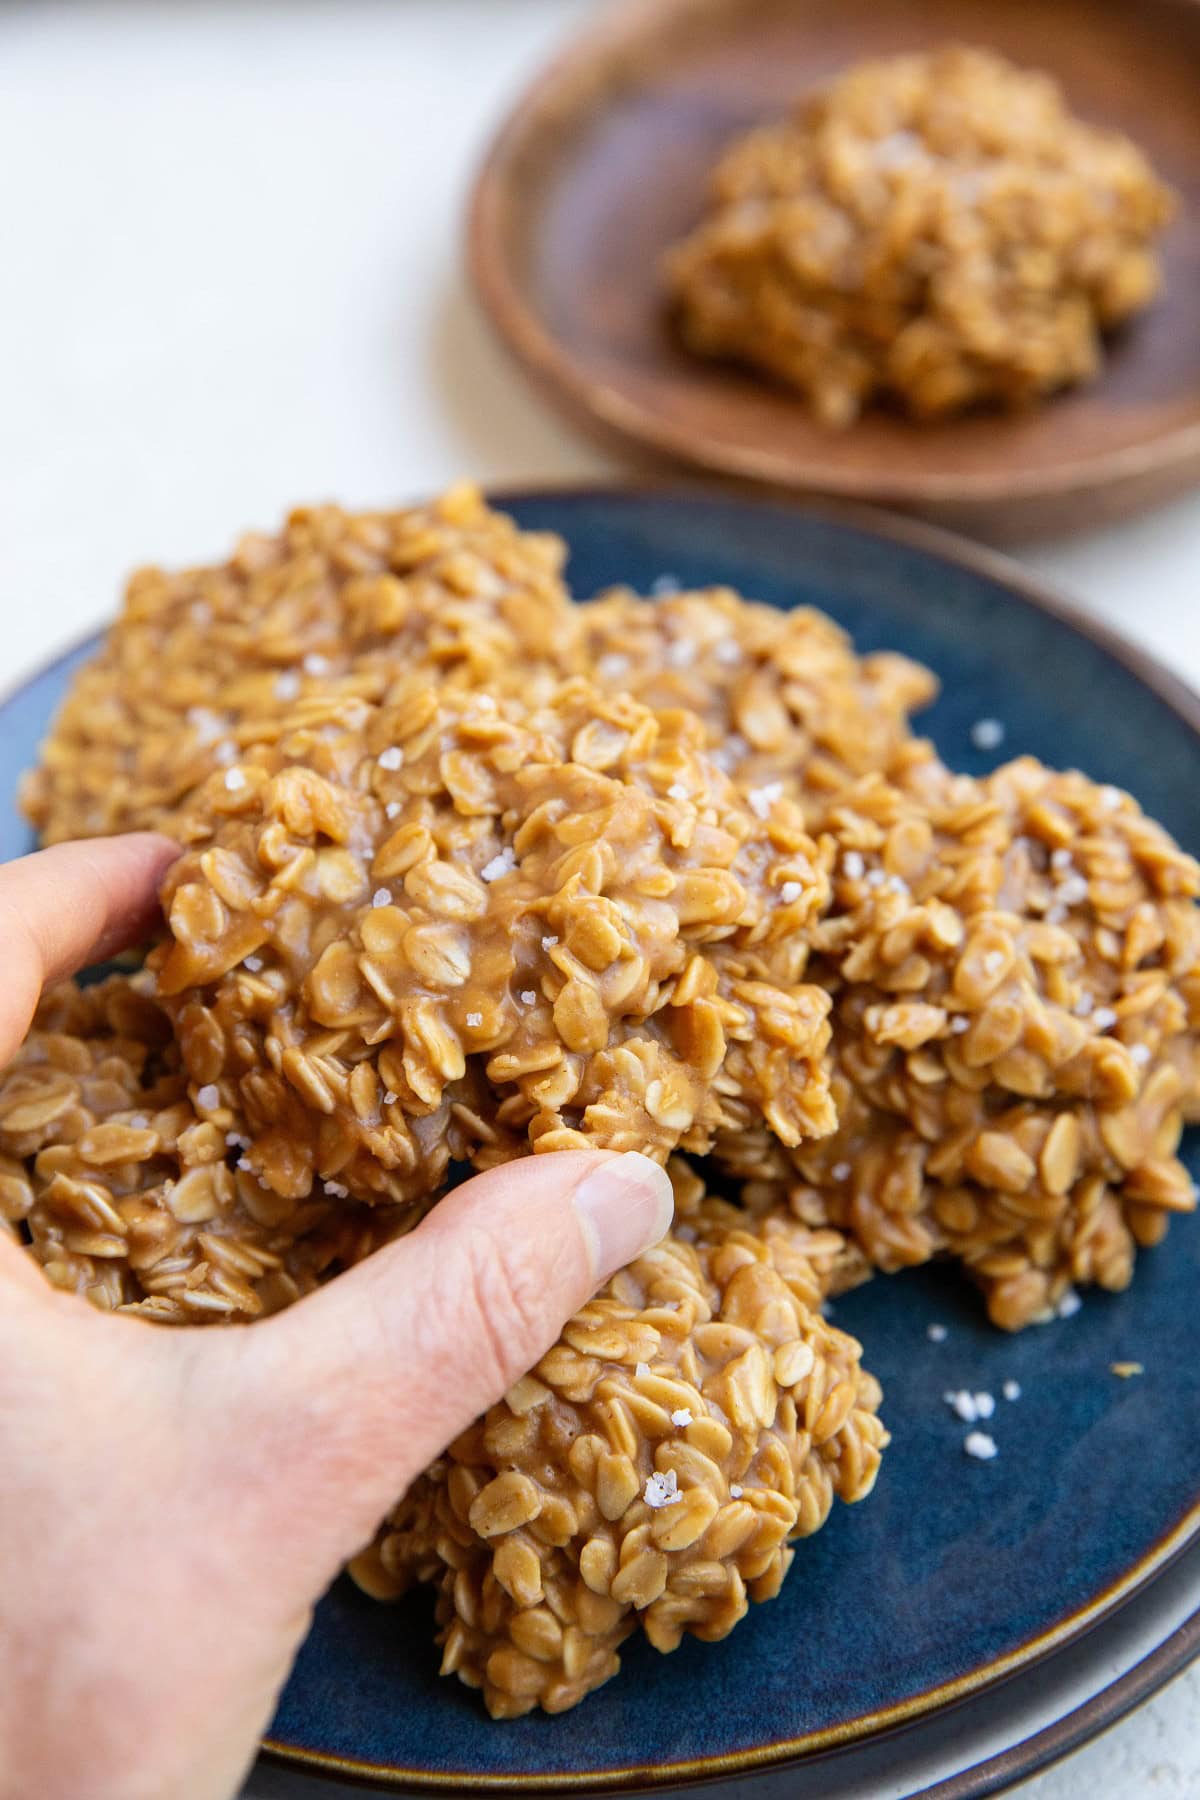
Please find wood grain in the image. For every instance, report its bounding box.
[469,0,1200,541]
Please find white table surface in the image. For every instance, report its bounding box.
[2,4,1198,1794]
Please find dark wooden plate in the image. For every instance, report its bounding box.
[468,0,1200,540]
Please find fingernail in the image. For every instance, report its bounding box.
[572,1152,675,1280]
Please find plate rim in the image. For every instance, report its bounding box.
[467,0,1200,515]
[9,483,1200,1792]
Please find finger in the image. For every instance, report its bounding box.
[0,834,178,1064]
[232,1151,674,1556]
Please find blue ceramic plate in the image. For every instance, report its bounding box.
[4,490,1200,1793]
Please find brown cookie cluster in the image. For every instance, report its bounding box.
[23,485,581,844]
[9,487,1200,1718]
[664,46,1173,424]
[352,1169,884,1717]
[149,679,835,1204]
[0,977,409,1320]
[583,584,938,815]
[722,758,1200,1326]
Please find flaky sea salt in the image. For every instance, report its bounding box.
[667,783,689,801]
[643,1469,682,1509]
[1130,1043,1151,1066]
[947,1390,980,1423]
[223,767,246,792]
[842,850,865,880]
[714,638,741,666]
[372,888,391,908]
[243,955,263,973]
[377,746,403,771]
[973,1392,996,1420]
[1050,848,1073,871]
[1056,1288,1082,1319]
[950,1015,970,1034]
[831,1161,851,1182]
[779,881,803,904]
[275,671,301,702]
[671,1409,694,1428]
[541,935,559,951]
[520,990,537,1006]
[1003,1379,1021,1401]
[385,801,402,820]
[635,1361,651,1379]
[597,652,629,681]
[927,1323,947,1343]
[215,740,237,766]
[481,848,516,883]
[651,573,681,596]
[1074,991,1095,1018]
[383,1090,398,1106]
[466,1012,483,1028]
[196,1084,220,1111]
[747,781,784,820]
[324,1181,349,1200]
[1092,1006,1118,1031]
[302,652,329,676]
[964,1431,998,1460]
[129,1113,149,1130]
[729,1483,743,1499]
[970,718,1005,751]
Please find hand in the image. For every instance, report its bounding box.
[0,838,673,1800]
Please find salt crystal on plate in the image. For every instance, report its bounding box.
[964,1431,998,1460]
[970,718,1005,751]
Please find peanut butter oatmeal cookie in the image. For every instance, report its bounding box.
[584,584,938,812]
[23,486,581,844]
[0,976,410,1320]
[352,1166,884,1717]
[722,758,1200,1326]
[149,680,836,1206]
[664,46,1173,425]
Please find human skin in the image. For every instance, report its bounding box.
[0,836,673,1800]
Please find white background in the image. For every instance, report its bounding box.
[1,4,1198,1794]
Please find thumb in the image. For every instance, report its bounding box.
[227,1150,674,1562]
